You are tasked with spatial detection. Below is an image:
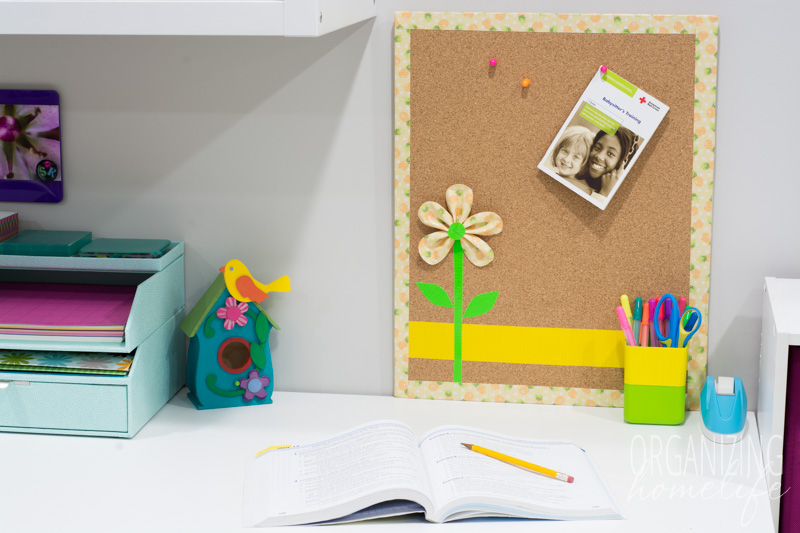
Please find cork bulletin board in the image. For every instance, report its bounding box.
[393,13,719,410]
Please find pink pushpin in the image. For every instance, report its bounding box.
[600,65,607,73]
[489,58,497,67]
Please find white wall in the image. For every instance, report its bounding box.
[1,1,798,406]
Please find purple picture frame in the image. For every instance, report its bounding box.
[0,89,63,203]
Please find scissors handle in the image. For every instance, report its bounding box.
[679,307,702,347]
[654,294,680,347]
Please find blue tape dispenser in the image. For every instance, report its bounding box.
[700,376,747,444]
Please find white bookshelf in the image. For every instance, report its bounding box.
[758,277,800,531]
[0,0,376,36]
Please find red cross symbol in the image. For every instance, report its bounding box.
[639,96,647,104]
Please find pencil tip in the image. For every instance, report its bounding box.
[461,443,473,450]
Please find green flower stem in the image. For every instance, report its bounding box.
[453,239,463,383]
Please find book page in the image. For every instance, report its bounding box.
[242,420,433,526]
[418,426,620,522]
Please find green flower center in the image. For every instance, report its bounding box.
[448,222,466,240]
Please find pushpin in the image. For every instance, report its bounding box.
[521,78,531,88]
[489,58,497,67]
[600,65,607,73]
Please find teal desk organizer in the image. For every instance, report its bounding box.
[0,243,185,438]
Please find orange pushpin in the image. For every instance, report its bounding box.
[522,78,531,88]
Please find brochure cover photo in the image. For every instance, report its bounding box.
[538,67,669,210]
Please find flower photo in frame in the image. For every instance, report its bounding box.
[0,90,63,203]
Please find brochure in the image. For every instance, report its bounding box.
[538,67,669,210]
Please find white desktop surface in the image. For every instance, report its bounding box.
[1,390,774,532]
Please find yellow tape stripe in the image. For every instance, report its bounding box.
[623,346,688,387]
[409,321,624,368]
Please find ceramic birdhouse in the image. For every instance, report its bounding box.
[179,264,289,410]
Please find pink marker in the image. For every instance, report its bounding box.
[600,65,607,73]
[678,296,687,319]
[649,298,658,347]
[489,58,497,67]
[640,301,650,347]
[658,298,666,340]
[617,306,636,347]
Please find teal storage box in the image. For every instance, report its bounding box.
[0,313,185,437]
[0,230,91,257]
[0,242,186,438]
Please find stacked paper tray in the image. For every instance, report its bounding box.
[0,241,183,272]
[0,246,184,353]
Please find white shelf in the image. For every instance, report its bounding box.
[0,0,376,36]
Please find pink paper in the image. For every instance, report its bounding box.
[0,283,136,328]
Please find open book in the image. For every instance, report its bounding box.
[242,420,621,526]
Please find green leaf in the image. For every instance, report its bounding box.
[251,342,266,370]
[464,292,499,318]
[256,312,271,342]
[203,314,215,338]
[206,375,245,397]
[417,283,453,308]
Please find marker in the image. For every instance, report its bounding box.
[621,295,633,331]
[522,78,531,88]
[664,298,673,334]
[617,306,636,347]
[632,298,642,345]
[639,301,650,347]
[678,296,687,318]
[489,58,497,67]
[649,298,658,347]
[684,311,698,330]
[658,297,666,343]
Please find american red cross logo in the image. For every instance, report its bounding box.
[639,96,647,104]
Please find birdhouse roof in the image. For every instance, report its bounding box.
[179,273,280,338]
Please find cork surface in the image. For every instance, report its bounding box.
[408,30,695,388]
[410,358,625,391]
[410,30,694,330]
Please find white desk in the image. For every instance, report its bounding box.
[0,390,774,532]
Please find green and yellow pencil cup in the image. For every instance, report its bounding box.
[623,345,688,425]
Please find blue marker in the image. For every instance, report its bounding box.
[632,298,642,345]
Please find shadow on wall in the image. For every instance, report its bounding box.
[0,20,373,204]
[707,288,762,411]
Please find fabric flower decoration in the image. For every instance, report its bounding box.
[216,297,249,330]
[415,184,503,384]
[239,369,271,401]
[418,184,502,267]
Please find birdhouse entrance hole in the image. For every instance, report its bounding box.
[218,338,252,374]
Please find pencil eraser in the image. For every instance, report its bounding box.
[567,476,574,483]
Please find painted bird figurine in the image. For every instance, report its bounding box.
[220,259,291,304]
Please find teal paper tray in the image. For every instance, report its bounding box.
[0,312,185,438]
[0,247,184,353]
[0,241,183,272]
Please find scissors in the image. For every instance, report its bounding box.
[654,294,702,348]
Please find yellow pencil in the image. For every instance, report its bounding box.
[461,443,574,483]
